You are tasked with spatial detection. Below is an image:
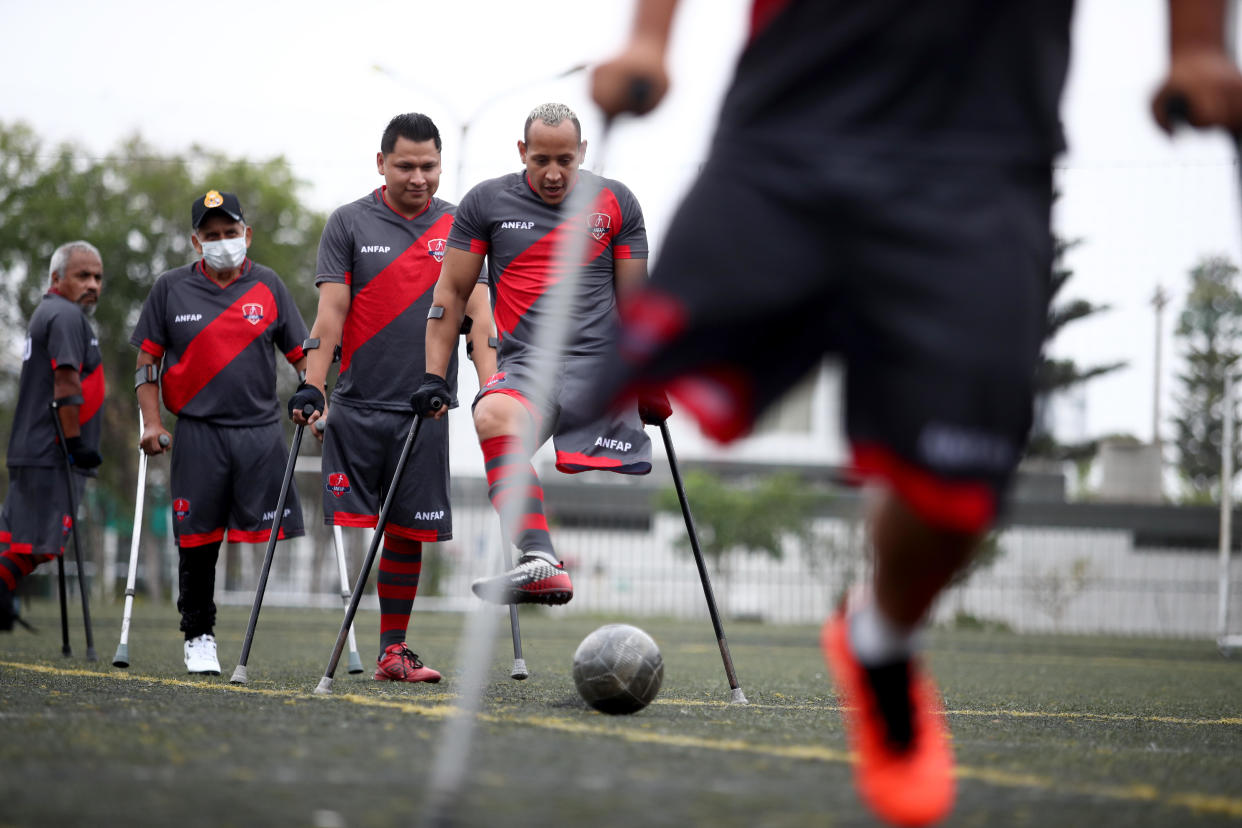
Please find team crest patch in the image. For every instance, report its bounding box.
[587,212,611,241]
[326,473,351,498]
[427,238,447,263]
[484,371,507,389]
[173,498,191,522]
[242,303,264,325]
[61,515,73,536]
[203,190,224,208]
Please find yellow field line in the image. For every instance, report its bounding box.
[3,659,1242,818]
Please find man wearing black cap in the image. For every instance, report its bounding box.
[130,190,310,674]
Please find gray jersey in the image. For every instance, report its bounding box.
[7,292,104,471]
[447,170,648,364]
[315,190,463,411]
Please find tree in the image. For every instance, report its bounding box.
[1027,233,1127,461]
[654,470,832,600]
[1170,254,1242,502]
[0,120,327,592]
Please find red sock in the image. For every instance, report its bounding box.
[0,545,54,592]
[377,533,422,651]
[480,435,553,558]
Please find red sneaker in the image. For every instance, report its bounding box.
[374,644,442,683]
[471,557,573,605]
[822,614,955,827]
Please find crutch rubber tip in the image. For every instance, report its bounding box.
[729,688,749,705]
[62,646,72,657]
[229,665,248,685]
[510,658,529,681]
[111,644,129,668]
[313,677,334,695]
[346,651,364,674]
[86,647,98,662]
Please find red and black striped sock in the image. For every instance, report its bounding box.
[377,532,422,652]
[480,434,554,561]
[0,544,55,594]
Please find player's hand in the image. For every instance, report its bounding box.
[638,390,672,426]
[1153,47,1242,133]
[591,41,669,118]
[410,373,450,419]
[288,382,325,424]
[140,422,172,455]
[65,436,102,470]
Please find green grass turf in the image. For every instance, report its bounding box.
[1,601,1240,827]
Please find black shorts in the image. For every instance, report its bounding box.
[319,401,451,541]
[614,147,1052,531]
[169,418,305,547]
[1,465,85,557]
[476,358,651,475]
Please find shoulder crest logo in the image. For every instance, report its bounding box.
[587,212,611,241]
[241,303,264,325]
[427,238,447,263]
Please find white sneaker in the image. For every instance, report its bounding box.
[184,634,221,675]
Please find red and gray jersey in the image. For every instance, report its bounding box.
[7,292,105,470]
[130,260,309,426]
[447,170,647,362]
[316,190,463,410]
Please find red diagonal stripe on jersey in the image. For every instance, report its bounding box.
[493,188,621,341]
[161,283,277,413]
[80,365,106,424]
[340,212,455,374]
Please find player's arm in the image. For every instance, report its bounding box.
[291,282,349,432]
[464,281,497,386]
[417,247,486,420]
[613,257,649,309]
[135,351,171,454]
[53,365,102,468]
[591,0,679,117]
[1153,0,1242,132]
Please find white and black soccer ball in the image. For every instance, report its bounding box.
[572,623,664,715]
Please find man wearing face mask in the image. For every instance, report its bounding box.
[0,241,105,632]
[129,191,310,674]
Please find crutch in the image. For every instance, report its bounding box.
[658,421,747,704]
[56,557,70,656]
[112,411,169,668]
[314,404,438,694]
[499,535,529,680]
[48,400,97,661]
[229,403,314,685]
[332,525,365,675]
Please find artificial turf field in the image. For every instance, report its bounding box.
[1,602,1240,828]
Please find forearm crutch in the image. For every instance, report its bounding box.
[314,406,436,695]
[659,420,747,704]
[112,412,168,668]
[229,404,314,685]
[49,400,97,662]
[56,557,70,656]
[332,525,365,675]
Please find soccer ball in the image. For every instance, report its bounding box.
[572,624,664,715]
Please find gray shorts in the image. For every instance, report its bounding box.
[318,401,452,541]
[0,465,85,557]
[476,358,651,475]
[169,418,305,548]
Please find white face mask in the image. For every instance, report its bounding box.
[200,236,247,271]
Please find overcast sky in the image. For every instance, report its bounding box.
[2,0,1240,456]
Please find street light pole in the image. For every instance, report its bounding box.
[372,62,588,199]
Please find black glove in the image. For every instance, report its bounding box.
[65,436,102,470]
[410,373,450,416]
[288,382,325,420]
[638,390,672,425]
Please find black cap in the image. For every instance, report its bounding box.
[191,191,245,229]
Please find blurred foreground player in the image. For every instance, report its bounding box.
[593,0,1242,824]
[132,191,309,674]
[0,242,104,632]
